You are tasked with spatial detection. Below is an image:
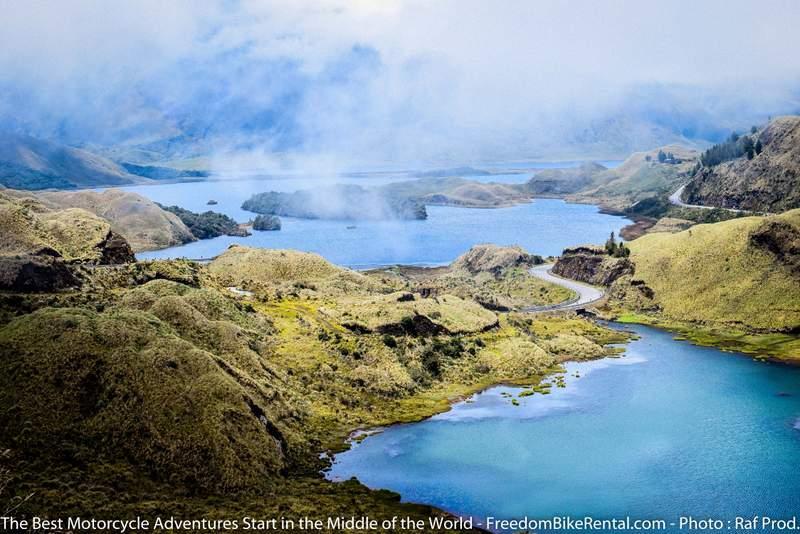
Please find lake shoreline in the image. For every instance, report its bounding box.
[324,332,636,533]
[324,323,634,466]
[325,323,800,529]
[133,195,633,263]
[614,313,800,366]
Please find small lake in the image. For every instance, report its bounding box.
[120,169,629,266]
[327,324,800,531]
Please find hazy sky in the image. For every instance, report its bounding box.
[1,0,799,167]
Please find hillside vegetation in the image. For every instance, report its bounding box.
[369,244,573,312]
[606,210,800,361]
[522,162,608,196]
[0,241,628,522]
[2,188,250,255]
[36,189,195,251]
[567,145,699,211]
[625,209,800,330]
[684,116,800,212]
[0,191,134,290]
[159,204,249,239]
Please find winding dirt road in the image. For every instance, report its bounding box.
[523,264,605,312]
[669,184,746,213]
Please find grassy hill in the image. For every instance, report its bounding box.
[368,244,573,312]
[383,177,530,208]
[0,241,628,521]
[37,189,195,251]
[0,191,133,263]
[683,116,800,212]
[2,188,249,256]
[568,144,699,211]
[608,209,800,361]
[522,162,608,196]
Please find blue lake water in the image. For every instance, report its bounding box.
[327,324,800,532]
[120,174,630,266]
[116,167,800,529]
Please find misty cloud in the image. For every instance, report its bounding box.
[1,0,799,168]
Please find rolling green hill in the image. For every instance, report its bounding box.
[0,240,628,521]
[36,189,195,251]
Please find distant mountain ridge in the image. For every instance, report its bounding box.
[0,133,212,191]
[0,132,146,190]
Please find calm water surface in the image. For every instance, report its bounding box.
[116,167,799,529]
[120,172,630,265]
[327,324,800,531]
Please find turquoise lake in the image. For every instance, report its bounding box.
[118,168,800,530]
[327,324,800,532]
[120,169,630,266]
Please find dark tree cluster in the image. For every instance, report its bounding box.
[158,204,248,239]
[656,150,680,164]
[420,337,469,378]
[699,130,763,167]
[604,232,630,258]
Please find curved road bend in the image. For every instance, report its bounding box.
[523,264,605,312]
[669,184,747,213]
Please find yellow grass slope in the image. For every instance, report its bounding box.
[628,209,800,331]
[0,191,114,262]
[37,189,194,251]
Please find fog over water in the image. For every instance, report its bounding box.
[131,173,631,265]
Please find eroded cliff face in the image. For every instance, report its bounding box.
[0,253,80,292]
[749,219,800,274]
[684,116,800,213]
[552,246,633,286]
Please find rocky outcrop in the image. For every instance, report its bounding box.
[451,244,542,277]
[684,116,800,212]
[253,214,281,231]
[96,230,136,265]
[607,275,660,313]
[553,245,633,286]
